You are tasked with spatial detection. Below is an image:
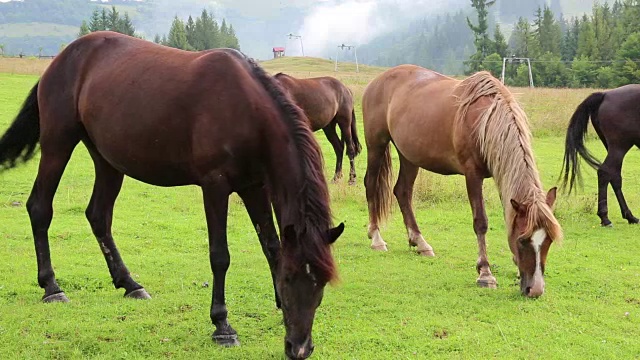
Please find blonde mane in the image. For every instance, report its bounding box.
[454,71,562,241]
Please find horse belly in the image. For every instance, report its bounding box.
[389,109,462,175]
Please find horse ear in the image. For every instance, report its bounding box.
[546,187,557,208]
[327,223,345,244]
[510,199,524,214]
[282,225,298,247]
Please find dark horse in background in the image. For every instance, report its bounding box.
[561,84,640,227]
[0,31,344,360]
[274,73,361,184]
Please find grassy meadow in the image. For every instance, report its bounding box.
[1,58,639,359]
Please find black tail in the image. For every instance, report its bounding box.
[0,82,40,171]
[350,107,362,156]
[560,91,605,194]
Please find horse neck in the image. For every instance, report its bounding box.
[264,126,331,232]
[477,98,545,222]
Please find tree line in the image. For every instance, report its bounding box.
[358,11,474,75]
[77,8,240,52]
[467,0,640,88]
[153,10,240,51]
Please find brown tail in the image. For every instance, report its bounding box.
[366,142,393,224]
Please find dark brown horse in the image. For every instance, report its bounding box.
[0,31,344,360]
[274,73,361,184]
[363,65,562,297]
[561,85,640,227]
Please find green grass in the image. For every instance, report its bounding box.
[1,64,640,359]
[0,22,78,38]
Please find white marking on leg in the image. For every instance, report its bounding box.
[368,225,387,250]
[408,229,434,254]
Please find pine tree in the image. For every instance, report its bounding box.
[535,5,562,55]
[493,24,508,57]
[167,16,190,50]
[561,17,580,61]
[465,0,496,73]
[185,15,197,49]
[227,24,240,50]
[510,17,535,58]
[219,19,228,48]
[153,34,162,44]
[78,21,90,37]
[577,15,598,59]
[118,13,135,36]
[100,8,109,32]
[88,9,103,32]
[107,6,120,31]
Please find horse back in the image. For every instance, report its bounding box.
[276,74,347,130]
[598,84,640,143]
[38,32,282,187]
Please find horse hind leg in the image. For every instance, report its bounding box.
[84,145,149,299]
[364,140,392,251]
[27,126,80,302]
[337,115,357,185]
[322,122,344,182]
[602,147,638,225]
[393,153,434,257]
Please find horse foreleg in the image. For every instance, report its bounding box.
[85,149,148,299]
[238,184,281,309]
[465,174,497,289]
[394,154,434,256]
[202,179,238,346]
[322,123,344,182]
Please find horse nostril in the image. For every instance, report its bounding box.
[525,287,532,295]
[285,339,293,354]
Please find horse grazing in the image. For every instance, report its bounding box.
[362,65,562,297]
[561,85,640,227]
[0,31,344,360]
[274,73,361,184]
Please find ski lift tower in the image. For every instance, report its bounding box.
[334,44,359,73]
[501,56,534,88]
[286,33,304,57]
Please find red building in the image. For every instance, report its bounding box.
[272,47,285,59]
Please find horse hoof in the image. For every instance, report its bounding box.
[601,222,613,228]
[125,288,151,300]
[628,217,639,224]
[476,276,497,289]
[42,292,70,303]
[417,249,435,257]
[370,244,388,251]
[213,333,240,347]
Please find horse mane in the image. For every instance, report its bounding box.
[246,58,337,283]
[454,71,562,241]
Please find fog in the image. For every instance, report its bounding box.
[139,0,468,59]
[294,0,468,58]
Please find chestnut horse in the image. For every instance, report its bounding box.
[561,85,640,227]
[274,73,361,184]
[0,31,344,359]
[362,65,562,297]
